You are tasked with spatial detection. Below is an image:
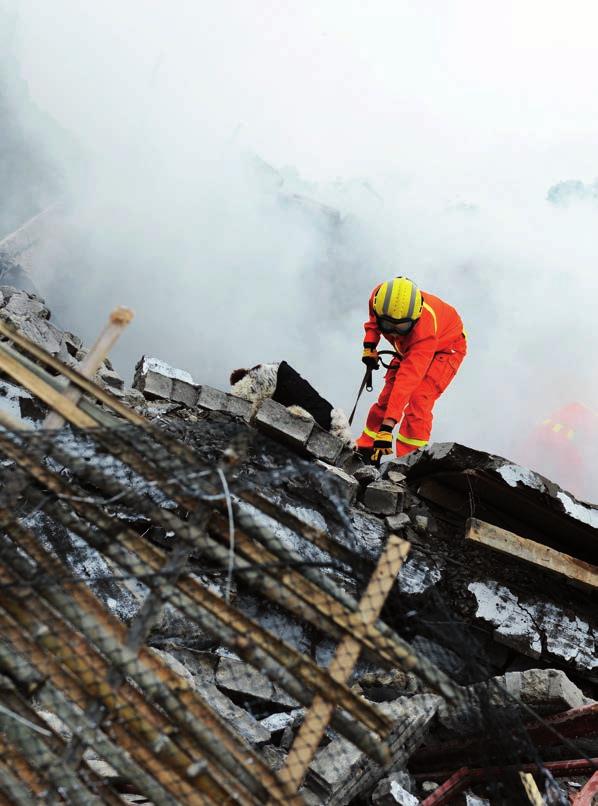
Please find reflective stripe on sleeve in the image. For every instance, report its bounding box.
[422,302,437,334]
[363,426,379,440]
[542,419,576,440]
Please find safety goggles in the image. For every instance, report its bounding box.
[377,315,416,334]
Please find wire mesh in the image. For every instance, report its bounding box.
[0,414,594,805]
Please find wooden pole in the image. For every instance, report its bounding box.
[44,306,133,429]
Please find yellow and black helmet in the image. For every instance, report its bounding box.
[373,277,423,322]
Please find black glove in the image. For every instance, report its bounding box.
[362,343,379,370]
[371,423,393,465]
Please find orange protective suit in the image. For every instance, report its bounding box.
[356,288,466,457]
[518,402,598,500]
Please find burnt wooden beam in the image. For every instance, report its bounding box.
[466,518,598,590]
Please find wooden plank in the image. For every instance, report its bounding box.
[466,517,598,590]
[0,344,97,428]
[0,342,118,427]
[572,771,598,805]
[0,319,148,427]
[281,535,410,791]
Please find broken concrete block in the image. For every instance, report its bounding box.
[465,793,490,806]
[196,384,231,412]
[397,551,443,595]
[378,772,415,796]
[0,286,18,302]
[254,398,314,449]
[61,331,82,357]
[96,366,124,391]
[319,464,359,506]
[12,316,62,354]
[380,458,411,478]
[413,515,429,532]
[372,775,420,805]
[356,668,419,701]
[3,291,49,319]
[385,512,410,531]
[307,694,440,804]
[438,668,594,735]
[146,401,180,418]
[133,356,195,401]
[500,668,593,713]
[363,480,402,515]
[148,648,195,690]
[137,373,173,401]
[194,680,270,744]
[467,581,598,671]
[348,509,386,558]
[260,709,303,733]
[388,470,407,484]
[468,581,543,658]
[171,379,198,407]
[226,394,252,420]
[336,448,364,475]
[306,424,344,464]
[120,388,146,409]
[308,733,362,796]
[216,657,297,706]
[353,465,381,486]
[260,744,287,771]
[171,649,218,685]
[133,360,173,400]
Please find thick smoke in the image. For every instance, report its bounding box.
[3,1,598,498]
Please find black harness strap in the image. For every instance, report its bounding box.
[348,351,402,427]
[348,368,373,426]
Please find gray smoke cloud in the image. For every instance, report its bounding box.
[3,1,598,498]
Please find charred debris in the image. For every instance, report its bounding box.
[0,284,595,806]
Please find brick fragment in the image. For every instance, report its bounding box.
[226,394,252,420]
[385,512,410,531]
[363,480,402,515]
[133,368,172,400]
[306,424,344,464]
[171,379,198,407]
[253,398,314,449]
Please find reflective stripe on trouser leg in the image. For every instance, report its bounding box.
[395,433,428,457]
[394,375,437,456]
[356,366,399,448]
[394,348,465,456]
[356,425,379,448]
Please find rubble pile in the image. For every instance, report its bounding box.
[0,286,596,805]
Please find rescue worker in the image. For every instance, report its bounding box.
[356,277,467,465]
[518,401,598,501]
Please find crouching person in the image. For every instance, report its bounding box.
[357,277,466,465]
